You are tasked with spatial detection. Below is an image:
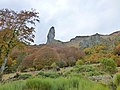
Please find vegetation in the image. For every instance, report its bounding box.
[0,76,109,90]
[0,8,40,80]
[100,58,117,74]
[114,73,120,87]
[1,8,120,90]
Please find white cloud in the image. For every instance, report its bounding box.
[0,0,120,44]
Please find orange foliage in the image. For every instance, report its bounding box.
[114,44,120,55]
[9,48,21,60]
[33,46,60,70]
[84,53,103,63]
[21,54,35,68]
[56,46,85,66]
[20,45,85,69]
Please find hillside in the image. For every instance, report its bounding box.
[47,27,120,49]
[1,27,120,90]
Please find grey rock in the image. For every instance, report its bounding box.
[79,33,109,48]
[46,26,120,49]
[47,26,55,43]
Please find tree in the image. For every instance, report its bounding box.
[0,8,40,80]
[33,46,59,70]
[56,46,85,66]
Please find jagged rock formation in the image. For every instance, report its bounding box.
[47,26,55,43]
[64,33,112,48]
[46,27,120,49]
[71,33,111,48]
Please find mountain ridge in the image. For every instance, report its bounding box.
[46,27,120,48]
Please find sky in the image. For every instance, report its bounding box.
[0,0,120,44]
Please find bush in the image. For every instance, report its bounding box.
[33,46,60,70]
[37,71,60,78]
[76,59,84,65]
[51,62,57,69]
[21,54,35,68]
[19,74,32,80]
[114,73,120,86]
[57,60,67,68]
[56,46,85,67]
[73,65,105,76]
[114,44,120,55]
[100,58,117,74]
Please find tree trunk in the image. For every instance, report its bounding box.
[0,54,8,81]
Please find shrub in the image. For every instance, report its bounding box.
[100,58,117,74]
[114,44,120,55]
[114,73,120,86]
[51,62,57,69]
[56,46,85,67]
[57,60,67,68]
[19,74,32,80]
[76,59,84,65]
[37,71,60,78]
[21,54,35,68]
[117,86,120,90]
[73,65,104,76]
[33,46,60,70]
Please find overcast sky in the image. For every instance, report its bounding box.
[0,0,120,44]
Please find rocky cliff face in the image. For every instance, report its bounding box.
[65,33,111,48]
[47,26,55,43]
[46,27,120,49]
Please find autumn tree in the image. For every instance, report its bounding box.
[56,46,85,66]
[21,54,35,69]
[0,8,40,80]
[83,44,109,63]
[33,46,60,70]
[114,44,120,56]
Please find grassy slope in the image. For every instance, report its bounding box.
[0,76,109,90]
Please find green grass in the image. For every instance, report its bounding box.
[0,80,26,90]
[0,76,109,90]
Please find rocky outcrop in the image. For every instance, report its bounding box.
[46,26,120,49]
[47,26,55,43]
[79,33,110,48]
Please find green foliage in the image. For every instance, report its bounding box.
[0,76,109,90]
[19,74,32,80]
[0,80,26,90]
[51,62,57,68]
[10,52,26,72]
[75,59,84,65]
[117,86,120,90]
[26,78,52,90]
[100,58,117,74]
[57,60,67,68]
[73,65,105,76]
[37,71,60,78]
[114,73,120,86]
